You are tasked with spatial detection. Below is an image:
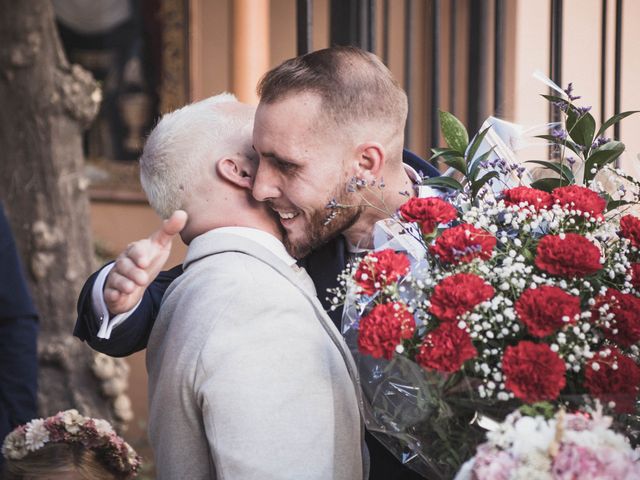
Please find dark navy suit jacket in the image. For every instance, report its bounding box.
[0,205,38,459]
[74,150,439,479]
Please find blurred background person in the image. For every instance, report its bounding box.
[0,204,38,470]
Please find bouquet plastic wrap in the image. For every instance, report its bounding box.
[332,84,640,478]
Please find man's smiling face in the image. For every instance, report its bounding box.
[252,91,363,258]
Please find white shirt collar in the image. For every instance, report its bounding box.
[212,227,297,267]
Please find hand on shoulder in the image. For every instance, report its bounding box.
[104,210,187,314]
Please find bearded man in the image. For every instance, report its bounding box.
[75,46,439,479]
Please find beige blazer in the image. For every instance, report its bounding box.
[147,230,367,480]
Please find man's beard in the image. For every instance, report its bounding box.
[283,188,364,259]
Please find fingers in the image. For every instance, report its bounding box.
[106,270,138,295]
[102,212,186,315]
[114,255,149,286]
[104,285,124,306]
[125,241,153,270]
[151,210,188,248]
[104,270,144,314]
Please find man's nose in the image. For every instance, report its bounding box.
[252,163,281,202]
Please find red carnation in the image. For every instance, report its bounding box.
[592,289,640,347]
[620,214,640,248]
[515,286,581,337]
[415,323,477,373]
[551,185,606,218]
[429,273,495,322]
[358,302,415,360]
[584,347,640,413]
[429,224,496,264]
[630,263,640,289]
[355,249,410,295]
[503,186,552,210]
[502,341,566,403]
[535,233,602,277]
[399,197,458,235]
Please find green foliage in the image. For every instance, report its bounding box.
[519,402,556,420]
[539,92,638,186]
[439,111,469,153]
[567,111,596,149]
[428,113,497,201]
[427,89,636,200]
[423,176,464,191]
[583,141,625,184]
[526,160,574,185]
[596,111,640,138]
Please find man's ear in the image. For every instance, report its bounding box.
[216,156,253,189]
[355,142,385,182]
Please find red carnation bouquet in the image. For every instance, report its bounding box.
[332,88,640,478]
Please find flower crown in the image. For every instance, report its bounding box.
[1,409,141,477]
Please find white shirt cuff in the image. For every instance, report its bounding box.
[92,263,142,340]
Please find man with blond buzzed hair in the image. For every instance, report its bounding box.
[137,94,366,479]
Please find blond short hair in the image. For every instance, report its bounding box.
[140,93,249,218]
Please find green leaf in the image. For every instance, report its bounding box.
[466,125,492,164]
[535,135,584,158]
[541,94,571,110]
[439,111,469,153]
[606,199,632,212]
[565,108,579,134]
[530,177,565,192]
[519,402,556,420]
[596,110,640,138]
[583,141,625,184]
[430,147,462,160]
[471,171,499,198]
[422,176,464,191]
[526,160,574,184]
[443,156,467,175]
[568,112,596,150]
[468,149,495,182]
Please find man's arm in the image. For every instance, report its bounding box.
[73,211,187,357]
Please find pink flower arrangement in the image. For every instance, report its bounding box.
[456,408,640,480]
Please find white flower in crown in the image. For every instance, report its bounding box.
[24,419,50,452]
[93,418,115,437]
[1,428,28,459]
[60,409,84,434]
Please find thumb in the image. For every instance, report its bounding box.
[151,210,188,248]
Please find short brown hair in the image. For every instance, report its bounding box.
[3,443,122,480]
[258,46,407,134]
